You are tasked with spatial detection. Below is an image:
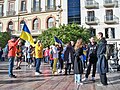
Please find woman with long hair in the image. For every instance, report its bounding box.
[74,38,84,86]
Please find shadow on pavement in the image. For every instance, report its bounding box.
[0,79,45,84]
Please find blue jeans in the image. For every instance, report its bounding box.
[74,74,82,83]
[45,56,49,63]
[36,58,42,72]
[8,57,15,76]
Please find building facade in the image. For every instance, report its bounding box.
[81,0,120,48]
[0,0,66,36]
[0,0,120,48]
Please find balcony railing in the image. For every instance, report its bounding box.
[104,15,119,24]
[103,0,118,7]
[45,5,56,11]
[85,0,99,9]
[31,7,42,13]
[6,10,16,16]
[0,12,4,17]
[85,16,99,25]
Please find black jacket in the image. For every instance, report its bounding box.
[87,42,97,63]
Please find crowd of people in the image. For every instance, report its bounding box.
[1,32,120,86]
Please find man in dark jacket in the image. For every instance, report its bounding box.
[97,32,108,85]
[84,37,97,81]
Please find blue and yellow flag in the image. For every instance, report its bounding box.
[20,23,34,46]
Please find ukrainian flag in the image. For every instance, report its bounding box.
[20,23,34,46]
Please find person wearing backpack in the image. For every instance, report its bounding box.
[83,37,97,82]
[8,36,20,78]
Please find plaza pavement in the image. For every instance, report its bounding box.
[0,61,120,90]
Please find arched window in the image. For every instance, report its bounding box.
[8,21,13,31]
[0,22,2,32]
[33,18,39,30]
[20,20,25,31]
[47,17,54,28]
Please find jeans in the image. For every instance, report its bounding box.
[36,58,42,72]
[74,74,82,83]
[85,62,97,78]
[45,56,49,63]
[8,57,15,76]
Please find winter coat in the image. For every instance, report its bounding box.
[74,47,83,74]
[8,39,19,57]
[64,46,74,63]
[97,38,108,74]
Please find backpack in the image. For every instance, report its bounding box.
[4,44,9,55]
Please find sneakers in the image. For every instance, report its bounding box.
[83,78,88,82]
[9,74,17,78]
[92,77,95,81]
[35,72,40,75]
[97,83,108,86]
[35,72,42,75]
[16,67,21,70]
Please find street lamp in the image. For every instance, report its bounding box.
[56,5,63,27]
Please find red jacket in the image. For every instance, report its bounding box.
[8,39,19,57]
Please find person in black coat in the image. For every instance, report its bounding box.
[64,42,74,75]
[74,38,83,85]
[97,32,108,85]
[84,37,97,81]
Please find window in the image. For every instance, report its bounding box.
[33,0,40,11]
[33,18,39,30]
[0,22,2,32]
[89,27,96,36]
[87,11,95,21]
[21,0,26,11]
[47,17,54,28]
[8,21,13,31]
[86,0,94,5]
[105,28,115,38]
[106,10,113,20]
[68,0,80,24]
[9,2,15,11]
[0,4,3,16]
[20,20,25,31]
[46,0,55,10]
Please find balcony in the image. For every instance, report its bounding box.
[6,10,16,16]
[85,16,99,25]
[103,0,118,7]
[0,12,4,17]
[31,7,42,13]
[104,15,119,24]
[45,5,56,11]
[85,0,99,9]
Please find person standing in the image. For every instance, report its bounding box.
[35,40,43,75]
[64,42,74,75]
[97,32,108,85]
[8,36,20,78]
[74,38,84,85]
[52,43,59,75]
[84,37,97,81]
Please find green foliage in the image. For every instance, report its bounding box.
[0,32,11,48]
[37,24,91,47]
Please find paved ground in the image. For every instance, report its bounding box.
[0,61,120,90]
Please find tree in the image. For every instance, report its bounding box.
[37,24,90,47]
[0,32,11,48]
